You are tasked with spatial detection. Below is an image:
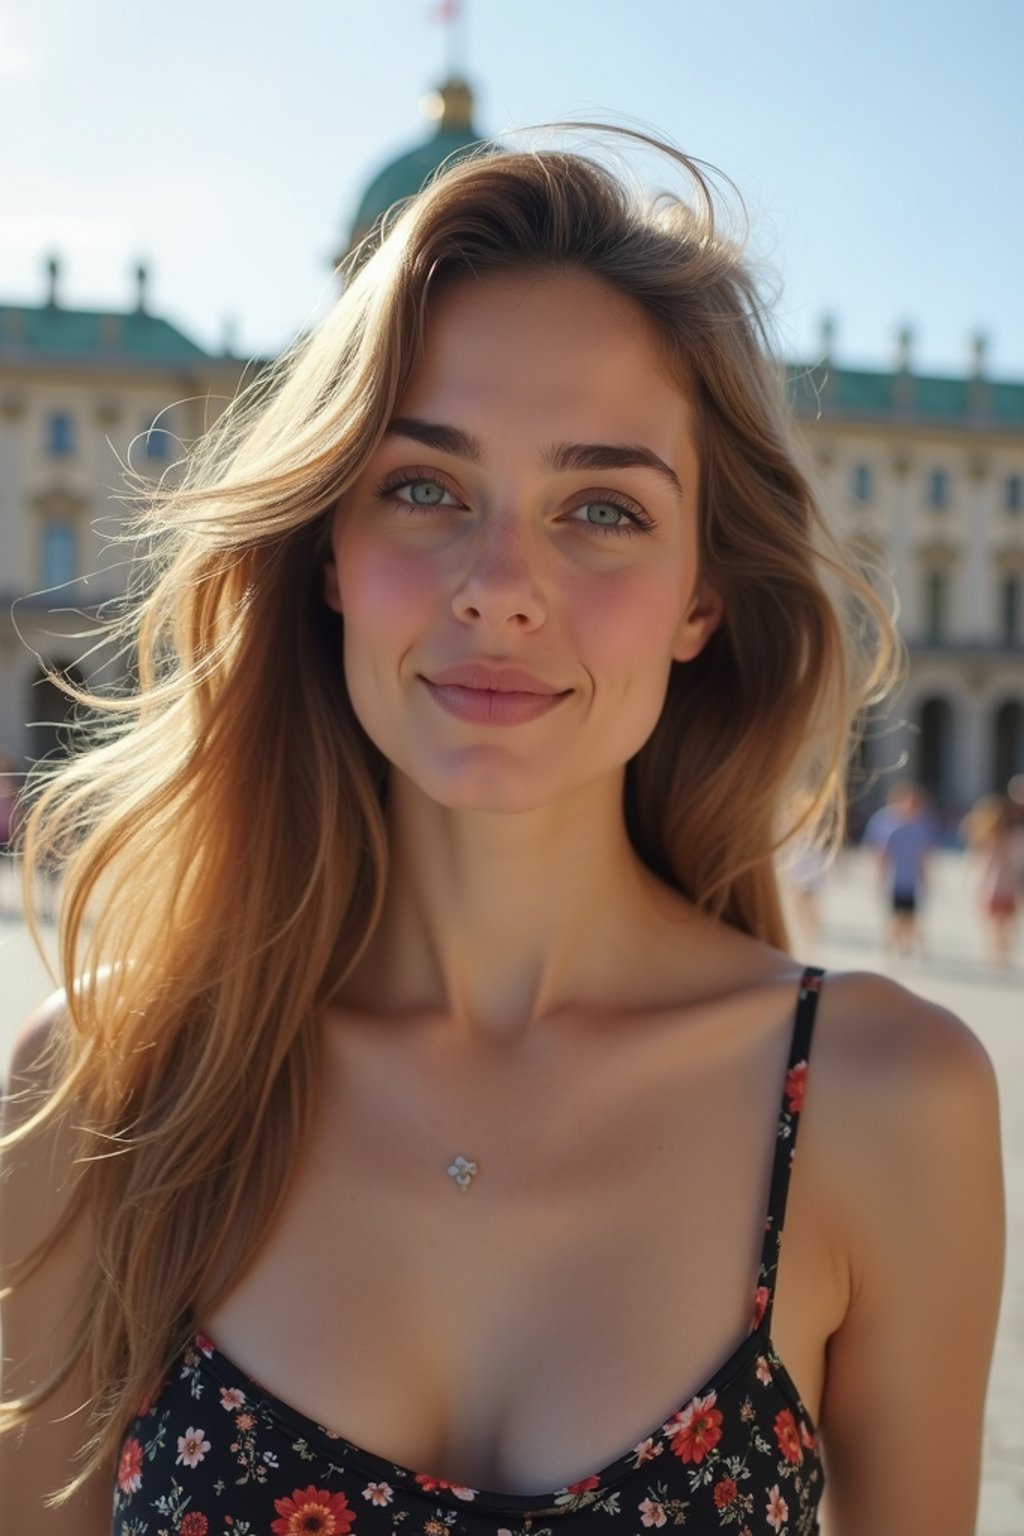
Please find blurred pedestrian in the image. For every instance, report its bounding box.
[1007,773,1024,898]
[960,793,1020,967]
[862,781,938,956]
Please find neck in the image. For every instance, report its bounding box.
[338,766,694,1044]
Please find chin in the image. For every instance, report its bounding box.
[395,756,575,817]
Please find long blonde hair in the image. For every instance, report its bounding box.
[1,124,899,1504]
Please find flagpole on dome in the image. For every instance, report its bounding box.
[430,0,467,80]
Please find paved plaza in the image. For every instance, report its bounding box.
[0,848,1021,1531]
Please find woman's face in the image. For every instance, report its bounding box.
[323,267,723,813]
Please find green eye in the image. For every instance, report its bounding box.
[583,502,628,526]
[406,481,447,506]
[375,474,459,510]
[566,497,655,537]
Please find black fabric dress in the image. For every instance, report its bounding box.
[111,967,826,1536]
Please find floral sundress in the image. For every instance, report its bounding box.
[112,968,826,1536]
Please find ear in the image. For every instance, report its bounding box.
[322,553,343,615]
[672,579,724,663]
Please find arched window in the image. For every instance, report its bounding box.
[851,462,873,503]
[994,700,1024,789]
[917,696,954,801]
[41,521,78,588]
[46,411,74,457]
[924,569,948,642]
[925,467,950,509]
[1002,576,1022,646]
[143,415,174,460]
[24,660,86,765]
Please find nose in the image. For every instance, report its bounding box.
[450,511,547,633]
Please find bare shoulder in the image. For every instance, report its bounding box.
[810,966,998,1120]
[804,972,1005,1528]
[804,967,1003,1291]
[1,988,118,1535]
[5,985,71,1100]
[5,961,125,1103]
[1,987,83,1270]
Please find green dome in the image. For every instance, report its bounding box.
[343,78,492,259]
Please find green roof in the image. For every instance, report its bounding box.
[350,125,490,246]
[787,362,1024,427]
[0,303,216,366]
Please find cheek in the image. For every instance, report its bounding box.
[577,565,686,669]
[337,536,432,631]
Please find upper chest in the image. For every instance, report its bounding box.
[197,980,841,1494]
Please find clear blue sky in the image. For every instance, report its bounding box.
[1,0,1021,378]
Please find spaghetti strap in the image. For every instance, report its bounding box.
[751,965,825,1336]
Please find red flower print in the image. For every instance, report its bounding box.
[566,1472,602,1495]
[713,1477,738,1508]
[414,1474,454,1493]
[413,1473,478,1500]
[639,1496,668,1527]
[784,1061,807,1114]
[751,1285,771,1330]
[800,1419,817,1452]
[180,1514,209,1536]
[774,1407,803,1465]
[117,1436,143,1495]
[194,1332,215,1356]
[668,1391,723,1464]
[271,1484,357,1535]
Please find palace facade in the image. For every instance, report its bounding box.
[2,82,1022,824]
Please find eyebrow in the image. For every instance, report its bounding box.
[385,416,685,502]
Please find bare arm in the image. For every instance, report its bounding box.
[818,982,1004,1534]
[0,992,118,1534]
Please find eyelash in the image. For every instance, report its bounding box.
[373,472,659,538]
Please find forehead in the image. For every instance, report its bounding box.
[399,268,695,456]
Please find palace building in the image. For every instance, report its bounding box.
[1,78,1022,824]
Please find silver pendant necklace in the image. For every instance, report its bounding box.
[447,1154,479,1191]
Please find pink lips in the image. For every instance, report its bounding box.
[421,661,572,726]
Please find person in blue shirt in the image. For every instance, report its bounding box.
[863,781,938,955]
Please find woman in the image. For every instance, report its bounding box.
[0,127,1004,1535]
[960,792,1020,966]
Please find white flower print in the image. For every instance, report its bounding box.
[363,1481,395,1505]
[175,1426,211,1467]
[766,1481,789,1531]
[639,1495,668,1526]
[630,1435,663,1467]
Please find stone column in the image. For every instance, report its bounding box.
[886,447,915,634]
[962,454,992,643]
[958,678,989,809]
[0,393,27,589]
